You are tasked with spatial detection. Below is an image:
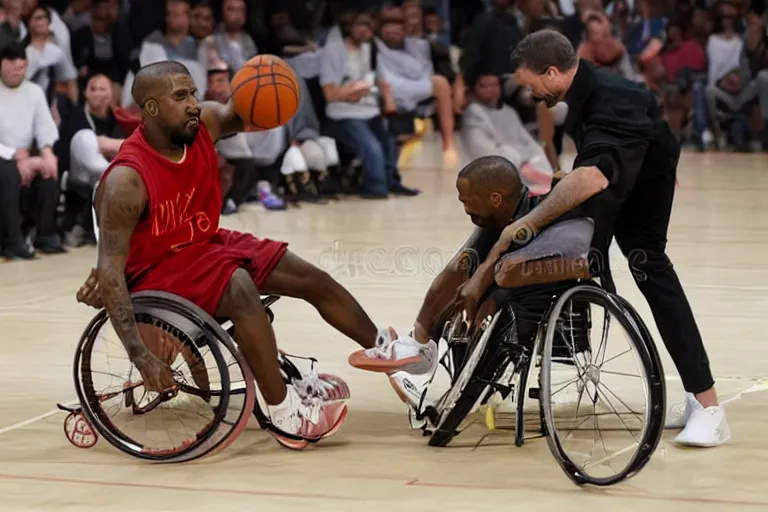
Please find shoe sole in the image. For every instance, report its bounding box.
[348,352,424,373]
[269,405,349,450]
[388,375,411,405]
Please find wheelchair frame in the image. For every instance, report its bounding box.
[60,292,286,462]
[411,279,666,486]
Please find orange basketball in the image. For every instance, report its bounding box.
[230,55,300,130]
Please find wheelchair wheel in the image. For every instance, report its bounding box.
[71,291,256,462]
[539,284,665,486]
[428,308,517,447]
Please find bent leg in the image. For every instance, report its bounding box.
[215,268,287,405]
[431,74,456,151]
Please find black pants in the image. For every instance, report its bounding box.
[600,150,713,394]
[226,157,281,207]
[0,158,59,249]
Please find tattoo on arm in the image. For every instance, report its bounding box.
[518,165,606,236]
[96,167,148,360]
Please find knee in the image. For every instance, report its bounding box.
[359,137,385,163]
[757,70,768,86]
[431,74,450,95]
[218,268,262,319]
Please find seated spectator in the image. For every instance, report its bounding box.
[57,73,125,245]
[70,0,133,99]
[189,0,214,41]
[123,0,206,106]
[0,0,24,51]
[453,0,524,114]
[375,8,457,165]
[745,9,768,146]
[198,0,258,73]
[705,2,755,150]
[23,5,77,105]
[319,9,419,198]
[624,0,667,82]
[422,8,455,83]
[287,74,342,199]
[0,42,63,259]
[61,0,91,33]
[265,8,326,125]
[655,21,706,140]
[577,12,627,72]
[205,64,285,212]
[402,2,423,38]
[460,73,553,196]
[20,0,74,66]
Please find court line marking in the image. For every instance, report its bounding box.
[2,376,767,437]
[0,401,78,436]
[0,473,361,502]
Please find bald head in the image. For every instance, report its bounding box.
[458,156,522,197]
[457,156,524,229]
[131,61,192,107]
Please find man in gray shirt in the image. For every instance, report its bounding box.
[319,8,418,198]
[0,43,64,259]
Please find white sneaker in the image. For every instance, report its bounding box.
[388,366,436,410]
[267,386,348,450]
[349,333,438,375]
[665,392,695,429]
[673,398,730,448]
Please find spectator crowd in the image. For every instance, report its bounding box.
[0,0,765,261]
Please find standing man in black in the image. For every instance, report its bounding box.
[458,29,729,448]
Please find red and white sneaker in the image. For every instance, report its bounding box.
[267,386,348,450]
[348,332,438,375]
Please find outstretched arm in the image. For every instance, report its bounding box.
[200,100,245,142]
[95,166,150,361]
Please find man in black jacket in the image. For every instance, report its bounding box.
[459,29,729,448]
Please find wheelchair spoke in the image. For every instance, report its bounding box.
[594,384,643,444]
[597,347,632,367]
[550,376,581,397]
[594,311,610,368]
[599,369,642,379]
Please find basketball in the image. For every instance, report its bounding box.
[230,54,301,130]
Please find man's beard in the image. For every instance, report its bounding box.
[170,125,199,147]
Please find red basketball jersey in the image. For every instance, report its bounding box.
[101,124,222,282]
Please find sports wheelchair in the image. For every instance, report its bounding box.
[59,289,346,462]
[407,274,666,487]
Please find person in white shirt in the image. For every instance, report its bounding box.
[23,5,78,105]
[704,3,756,149]
[0,42,63,259]
[460,73,555,196]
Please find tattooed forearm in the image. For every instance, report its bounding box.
[521,165,607,234]
[99,264,146,358]
[96,166,149,360]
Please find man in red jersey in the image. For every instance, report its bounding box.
[75,61,435,450]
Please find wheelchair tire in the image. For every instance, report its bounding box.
[429,309,515,447]
[539,284,665,486]
[73,291,256,462]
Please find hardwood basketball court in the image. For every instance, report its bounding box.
[1,139,767,511]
